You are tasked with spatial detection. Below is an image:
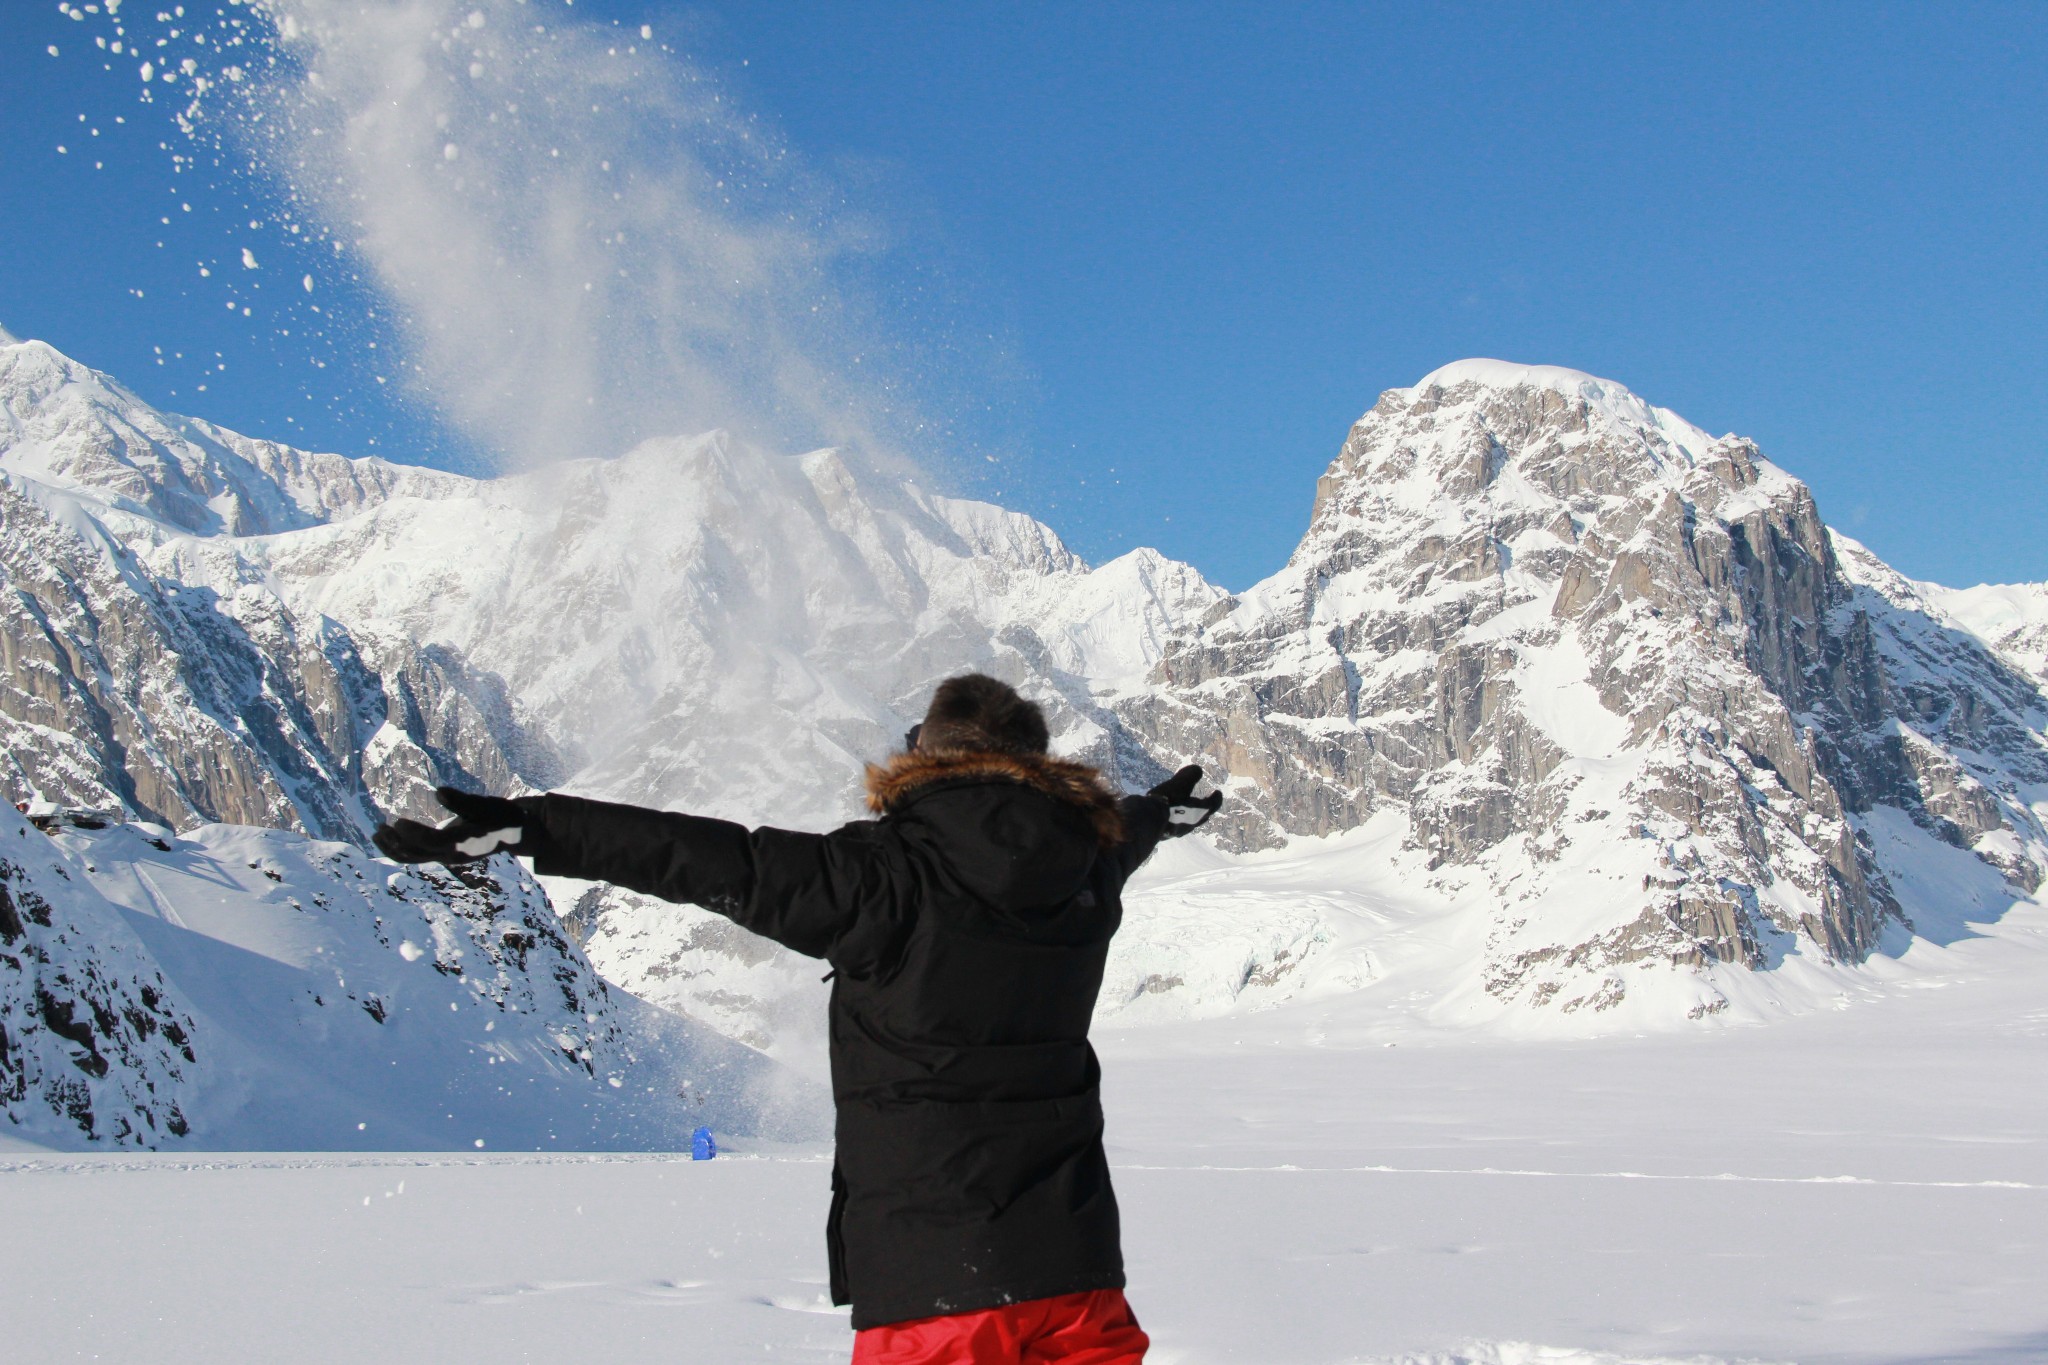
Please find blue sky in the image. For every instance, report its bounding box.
[4,1,2044,591]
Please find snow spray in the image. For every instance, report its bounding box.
[77,0,963,474]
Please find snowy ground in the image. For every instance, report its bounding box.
[7,827,2046,1362]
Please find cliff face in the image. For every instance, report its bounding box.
[1116,362,2048,1013]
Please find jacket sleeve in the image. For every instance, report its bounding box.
[1107,794,1172,885]
[518,793,915,969]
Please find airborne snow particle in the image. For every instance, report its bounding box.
[398,940,424,962]
[302,274,314,292]
[443,143,459,161]
[241,248,259,269]
[139,61,153,81]
[47,45,58,57]
[641,24,653,40]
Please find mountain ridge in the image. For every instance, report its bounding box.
[3,330,2044,1115]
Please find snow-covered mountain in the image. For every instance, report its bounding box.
[1114,360,2048,1016]
[0,329,1229,1085]
[4,333,2045,1103]
[1,333,1220,832]
[1920,578,2048,688]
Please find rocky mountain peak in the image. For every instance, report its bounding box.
[1120,363,2047,1015]
[1309,359,1740,533]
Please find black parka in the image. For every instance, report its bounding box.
[518,749,1171,1329]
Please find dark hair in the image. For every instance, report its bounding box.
[916,673,1050,756]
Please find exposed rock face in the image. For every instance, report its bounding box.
[0,474,389,838]
[1116,361,2048,1012]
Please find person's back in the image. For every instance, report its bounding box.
[373,673,1223,1363]
[828,742,1147,1333]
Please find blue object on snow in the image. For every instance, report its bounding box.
[691,1125,717,1161]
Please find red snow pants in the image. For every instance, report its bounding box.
[850,1288,1149,1364]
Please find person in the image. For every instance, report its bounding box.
[373,673,1223,1364]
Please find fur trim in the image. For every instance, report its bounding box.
[865,749,1125,849]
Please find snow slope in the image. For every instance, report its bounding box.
[1,800,818,1149]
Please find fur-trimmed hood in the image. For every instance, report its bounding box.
[865,749,1125,849]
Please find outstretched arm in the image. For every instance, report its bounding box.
[523,792,913,969]
[375,787,912,968]
[515,793,755,915]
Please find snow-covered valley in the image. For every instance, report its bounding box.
[10,901,2047,1363]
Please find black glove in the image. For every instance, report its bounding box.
[1149,764,1222,837]
[373,787,536,866]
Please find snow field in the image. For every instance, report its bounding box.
[9,920,2046,1365]
[11,1148,2032,1363]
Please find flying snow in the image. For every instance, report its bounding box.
[64,0,962,475]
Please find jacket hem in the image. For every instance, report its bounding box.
[848,1266,1127,1331]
